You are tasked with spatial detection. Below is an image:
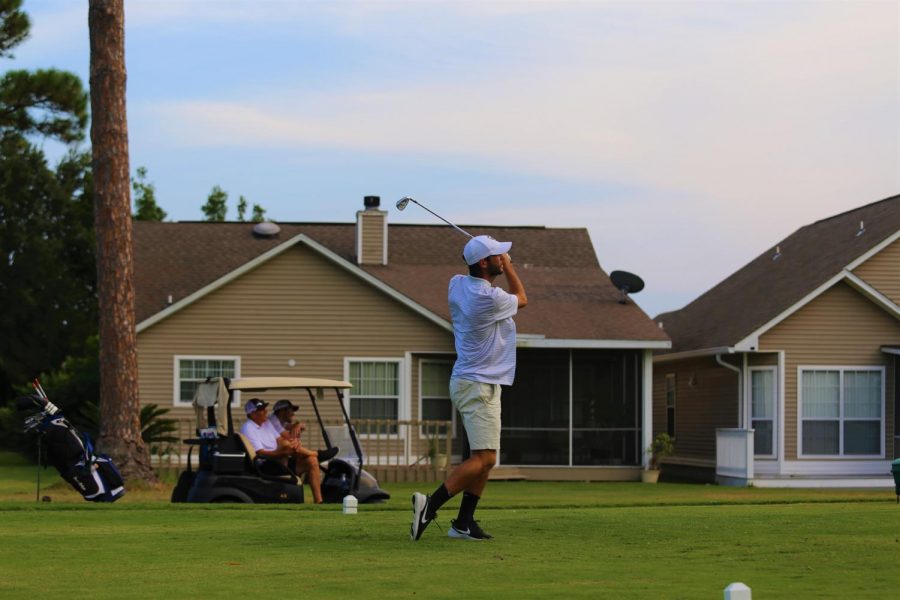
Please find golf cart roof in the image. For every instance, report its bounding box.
[228,377,352,391]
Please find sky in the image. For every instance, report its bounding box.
[10,0,900,318]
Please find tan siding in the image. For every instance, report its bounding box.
[137,243,455,426]
[652,356,740,461]
[760,282,899,459]
[357,211,385,265]
[853,238,900,305]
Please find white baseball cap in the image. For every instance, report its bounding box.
[463,235,512,265]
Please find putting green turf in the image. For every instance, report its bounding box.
[0,452,897,599]
[0,502,896,599]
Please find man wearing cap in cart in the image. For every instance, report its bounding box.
[241,398,333,504]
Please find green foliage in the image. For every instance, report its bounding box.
[0,0,28,59]
[236,195,247,221]
[647,432,674,469]
[201,185,228,221]
[132,166,166,221]
[250,203,266,222]
[140,403,178,454]
[0,68,88,144]
[0,137,96,406]
[1,335,101,454]
[0,0,93,411]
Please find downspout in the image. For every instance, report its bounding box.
[716,353,743,428]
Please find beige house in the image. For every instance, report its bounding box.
[653,195,900,486]
[134,197,670,480]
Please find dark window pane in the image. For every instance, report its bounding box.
[500,429,568,465]
[802,420,839,455]
[753,420,773,455]
[573,430,639,466]
[350,397,398,435]
[503,349,569,429]
[667,407,676,438]
[180,381,198,403]
[572,350,640,429]
[844,421,880,455]
[422,397,452,421]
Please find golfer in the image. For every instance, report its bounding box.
[411,234,527,541]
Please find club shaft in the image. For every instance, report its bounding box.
[409,199,473,238]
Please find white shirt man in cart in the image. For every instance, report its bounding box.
[240,398,327,504]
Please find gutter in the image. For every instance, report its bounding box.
[654,346,735,363]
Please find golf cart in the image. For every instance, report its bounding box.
[171,376,390,504]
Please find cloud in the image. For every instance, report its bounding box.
[145,2,897,201]
[19,0,900,316]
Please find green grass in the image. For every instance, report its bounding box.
[0,451,897,599]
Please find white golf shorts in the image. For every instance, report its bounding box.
[449,377,501,451]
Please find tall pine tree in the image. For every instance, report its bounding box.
[89,0,155,481]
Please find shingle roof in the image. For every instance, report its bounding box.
[655,194,900,353]
[134,221,669,343]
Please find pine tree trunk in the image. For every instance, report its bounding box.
[89,0,156,483]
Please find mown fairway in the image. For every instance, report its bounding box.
[0,453,897,599]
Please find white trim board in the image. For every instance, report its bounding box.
[518,338,671,350]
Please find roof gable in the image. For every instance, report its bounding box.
[657,195,900,353]
[134,221,670,345]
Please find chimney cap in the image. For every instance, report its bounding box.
[364,196,381,209]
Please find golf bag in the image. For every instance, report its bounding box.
[19,381,125,502]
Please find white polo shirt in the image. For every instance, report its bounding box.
[448,274,518,385]
[240,418,281,452]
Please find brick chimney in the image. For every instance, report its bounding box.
[356,196,387,265]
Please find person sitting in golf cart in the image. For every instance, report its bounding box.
[240,398,326,504]
[269,399,339,464]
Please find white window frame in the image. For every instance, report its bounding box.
[749,366,777,459]
[419,359,456,440]
[797,365,885,459]
[343,357,405,439]
[173,355,241,408]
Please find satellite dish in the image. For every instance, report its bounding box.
[610,270,644,304]
[252,221,281,238]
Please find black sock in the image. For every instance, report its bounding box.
[456,491,480,526]
[426,483,452,519]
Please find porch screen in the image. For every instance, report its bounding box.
[800,368,882,456]
[500,349,642,466]
[571,350,641,466]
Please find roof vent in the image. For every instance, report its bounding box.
[772,245,781,261]
[856,220,865,237]
[364,196,381,210]
[252,221,281,238]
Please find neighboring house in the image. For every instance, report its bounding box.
[653,195,900,486]
[134,197,670,480]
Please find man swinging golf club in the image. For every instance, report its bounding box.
[411,234,527,541]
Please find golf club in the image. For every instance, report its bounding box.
[396,196,473,239]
